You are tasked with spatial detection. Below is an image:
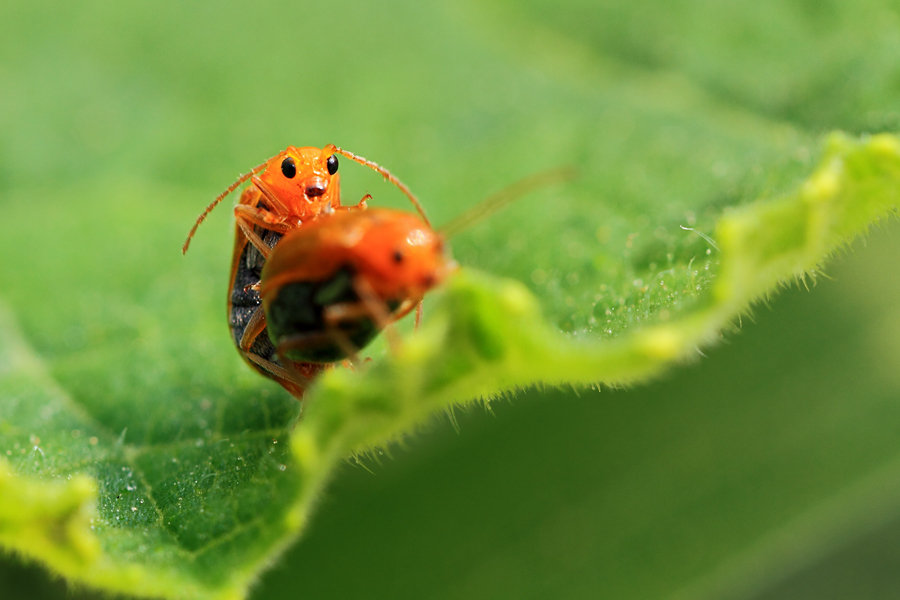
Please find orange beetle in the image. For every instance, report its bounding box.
[260,208,455,365]
[183,144,426,397]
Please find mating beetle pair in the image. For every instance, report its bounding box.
[185,144,568,400]
[183,145,453,399]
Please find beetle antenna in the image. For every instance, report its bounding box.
[182,158,270,254]
[327,145,431,227]
[440,166,576,238]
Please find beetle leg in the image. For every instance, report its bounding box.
[242,351,318,399]
[321,277,401,356]
[235,216,276,260]
[352,276,397,334]
[233,205,295,258]
[239,306,268,352]
[390,298,421,322]
[234,204,295,229]
[250,175,290,214]
[239,309,328,400]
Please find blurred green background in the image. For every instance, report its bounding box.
[2,0,900,598]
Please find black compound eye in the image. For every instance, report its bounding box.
[392,250,404,264]
[326,154,339,175]
[281,157,296,178]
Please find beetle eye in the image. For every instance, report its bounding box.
[326,154,339,175]
[281,157,296,178]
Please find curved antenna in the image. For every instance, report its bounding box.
[182,158,270,254]
[440,166,576,238]
[327,144,431,227]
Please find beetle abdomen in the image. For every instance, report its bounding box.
[265,266,390,363]
[230,228,282,370]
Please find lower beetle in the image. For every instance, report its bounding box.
[260,208,454,367]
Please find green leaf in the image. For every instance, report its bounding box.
[0,459,98,573]
[1,1,899,599]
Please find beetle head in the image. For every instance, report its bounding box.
[257,146,343,220]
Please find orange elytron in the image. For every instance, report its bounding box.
[183,144,427,398]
